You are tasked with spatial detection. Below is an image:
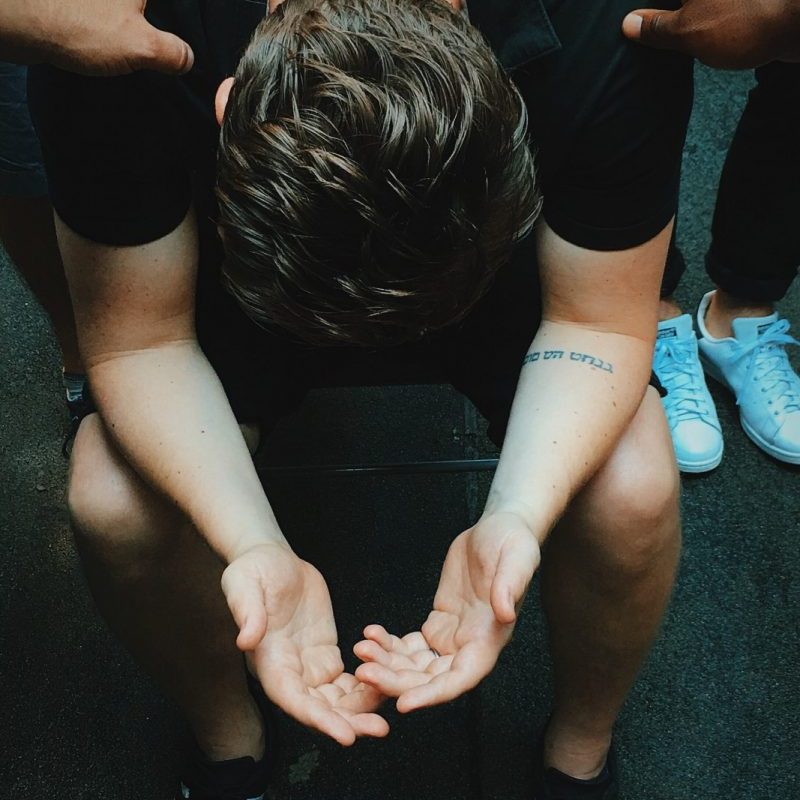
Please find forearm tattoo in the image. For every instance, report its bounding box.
[522,349,614,374]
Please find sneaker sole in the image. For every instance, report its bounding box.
[740,417,800,465]
[700,353,800,465]
[676,447,724,474]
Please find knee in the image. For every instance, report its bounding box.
[67,415,178,571]
[573,431,681,581]
[604,440,679,527]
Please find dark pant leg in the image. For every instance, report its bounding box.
[706,62,800,302]
[661,225,686,298]
[0,62,48,198]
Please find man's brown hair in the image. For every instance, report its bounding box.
[217,0,540,347]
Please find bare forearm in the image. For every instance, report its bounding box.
[89,342,286,561]
[484,321,653,540]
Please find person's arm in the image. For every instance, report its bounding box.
[58,209,283,561]
[354,220,671,711]
[622,0,800,69]
[482,219,669,544]
[0,0,193,75]
[58,209,389,743]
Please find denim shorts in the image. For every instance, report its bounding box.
[0,61,47,197]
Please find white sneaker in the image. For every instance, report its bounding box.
[697,291,800,465]
[653,314,724,473]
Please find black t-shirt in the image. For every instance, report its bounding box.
[28,0,692,253]
[26,0,689,432]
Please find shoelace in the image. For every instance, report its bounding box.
[655,337,715,423]
[728,319,800,416]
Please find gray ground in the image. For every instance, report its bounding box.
[1,66,798,800]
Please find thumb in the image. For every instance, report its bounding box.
[490,538,539,625]
[128,18,194,75]
[222,571,268,651]
[622,9,687,52]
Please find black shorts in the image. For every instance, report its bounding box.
[29,0,690,443]
[193,219,542,445]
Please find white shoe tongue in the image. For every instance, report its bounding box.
[657,313,694,340]
[731,312,779,343]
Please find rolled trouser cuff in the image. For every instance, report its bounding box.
[706,249,797,304]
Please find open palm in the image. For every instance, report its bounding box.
[222,543,388,745]
[354,512,541,713]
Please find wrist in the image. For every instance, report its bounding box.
[193,503,290,563]
[480,490,560,545]
[228,536,295,563]
[225,521,290,562]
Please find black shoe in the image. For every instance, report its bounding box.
[176,678,275,800]
[176,747,271,800]
[62,374,96,458]
[533,726,619,800]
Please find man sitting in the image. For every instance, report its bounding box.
[29,1,692,797]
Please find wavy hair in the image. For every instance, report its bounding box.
[217,0,540,346]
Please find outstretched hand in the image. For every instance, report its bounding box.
[354,512,541,713]
[622,0,800,69]
[222,543,388,746]
[0,0,194,75]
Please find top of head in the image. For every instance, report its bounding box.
[216,0,540,347]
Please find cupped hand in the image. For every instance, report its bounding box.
[222,542,388,745]
[354,512,541,713]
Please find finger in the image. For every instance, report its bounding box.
[333,673,360,693]
[269,673,358,746]
[129,18,195,74]
[409,648,438,670]
[401,631,432,652]
[302,701,358,746]
[222,574,268,652]
[621,9,689,52]
[490,538,538,625]
[428,654,455,677]
[331,674,386,710]
[362,625,406,653]
[396,667,480,713]
[355,640,421,673]
[314,683,345,705]
[355,662,431,697]
[335,683,387,714]
[342,711,390,739]
[353,639,394,667]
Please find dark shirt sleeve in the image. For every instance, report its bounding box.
[27,67,193,246]
[508,0,693,252]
